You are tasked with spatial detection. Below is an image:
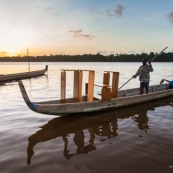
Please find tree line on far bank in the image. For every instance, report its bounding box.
[0,52,173,62]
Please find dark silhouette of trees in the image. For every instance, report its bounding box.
[0,52,173,62]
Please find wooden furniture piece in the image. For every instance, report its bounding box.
[61,69,95,102]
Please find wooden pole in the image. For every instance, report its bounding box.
[79,71,83,102]
[103,72,110,85]
[73,70,79,101]
[73,70,83,102]
[87,71,95,102]
[101,87,111,101]
[61,71,66,101]
[111,72,119,98]
[27,49,30,72]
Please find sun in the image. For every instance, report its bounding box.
[4,29,33,56]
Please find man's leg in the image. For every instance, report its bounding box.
[144,82,149,93]
[140,82,144,94]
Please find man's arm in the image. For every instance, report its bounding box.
[132,66,141,78]
[148,61,153,72]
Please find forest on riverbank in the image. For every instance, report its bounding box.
[0,52,173,62]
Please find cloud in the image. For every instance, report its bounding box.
[78,34,95,40]
[114,5,124,17]
[69,30,95,40]
[106,10,114,16]
[106,4,124,17]
[167,11,173,24]
[69,29,83,36]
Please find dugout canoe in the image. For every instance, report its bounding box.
[18,80,173,115]
[0,65,48,83]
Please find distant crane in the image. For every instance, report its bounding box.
[27,49,30,72]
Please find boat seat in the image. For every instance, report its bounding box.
[94,83,110,88]
[85,83,111,101]
[85,83,110,94]
[85,82,110,88]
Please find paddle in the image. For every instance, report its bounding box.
[118,77,133,90]
[150,46,168,62]
[118,46,168,90]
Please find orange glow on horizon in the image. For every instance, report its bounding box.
[0,49,98,57]
[0,51,27,57]
[1,29,34,57]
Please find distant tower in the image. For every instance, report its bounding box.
[27,49,30,71]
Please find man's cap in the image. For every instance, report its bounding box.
[142,58,147,62]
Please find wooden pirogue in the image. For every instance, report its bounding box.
[0,65,48,83]
[18,69,173,115]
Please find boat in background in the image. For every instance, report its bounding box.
[18,69,173,116]
[0,65,48,83]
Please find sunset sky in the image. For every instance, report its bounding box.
[0,0,173,56]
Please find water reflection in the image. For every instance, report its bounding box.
[27,97,173,165]
[62,129,96,160]
[132,109,150,132]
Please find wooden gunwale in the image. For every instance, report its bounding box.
[18,80,173,115]
[0,65,48,82]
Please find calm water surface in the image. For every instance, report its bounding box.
[0,62,173,173]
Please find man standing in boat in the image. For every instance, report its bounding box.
[132,58,153,94]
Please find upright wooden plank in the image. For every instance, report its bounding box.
[73,70,79,102]
[112,72,119,98]
[101,87,111,101]
[78,71,83,102]
[103,72,110,85]
[87,71,95,102]
[73,70,83,102]
[61,71,66,100]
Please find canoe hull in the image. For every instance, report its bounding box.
[34,90,173,115]
[18,80,173,115]
[0,65,48,82]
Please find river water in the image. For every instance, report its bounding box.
[0,62,173,173]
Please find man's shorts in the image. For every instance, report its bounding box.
[140,82,149,89]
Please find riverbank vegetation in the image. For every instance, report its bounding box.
[0,52,173,62]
